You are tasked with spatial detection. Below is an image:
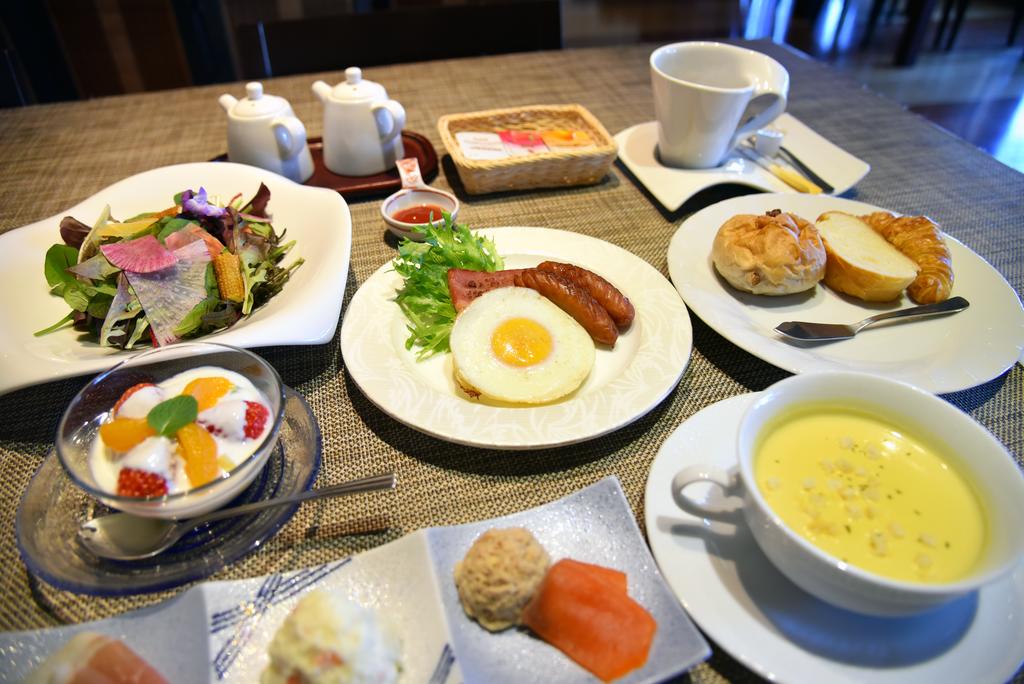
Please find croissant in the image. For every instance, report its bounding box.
[860,211,953,304]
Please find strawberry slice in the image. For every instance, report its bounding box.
[116,468,168,497]
[113,382,156,415]
[244,401,270,439]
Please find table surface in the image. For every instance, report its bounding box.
[1,40,1022,683]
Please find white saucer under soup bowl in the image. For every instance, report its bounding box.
[671,371,1024,616]
[56,342,286,520]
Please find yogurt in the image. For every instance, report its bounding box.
[90,366,273,496]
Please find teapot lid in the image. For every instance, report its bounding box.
[327,67,387,103]
[228,82,291,118]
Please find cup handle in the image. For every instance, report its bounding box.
[671,465,741,518]
[271,116,307,159]
[730,91,787,152]
[372,100,406,145]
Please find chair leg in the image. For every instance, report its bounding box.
[933,0,955,50]
[944,0,969,51]
[1009,0,1023,46]
[256,20,273,79]
[862,0,888,48]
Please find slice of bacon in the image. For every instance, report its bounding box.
[447,268,526,312]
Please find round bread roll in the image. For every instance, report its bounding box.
[712,210,826,295]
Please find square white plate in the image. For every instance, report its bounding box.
[0,477,709,683]
[0,162,352,396]
[615,114,870,212]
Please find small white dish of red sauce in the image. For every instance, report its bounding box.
[381,186,459,241]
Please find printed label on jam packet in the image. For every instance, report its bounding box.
[454,131,509,161]
[540,129,595,151]
[498,130,549,156]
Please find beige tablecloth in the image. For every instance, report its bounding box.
[0,41,1021,683]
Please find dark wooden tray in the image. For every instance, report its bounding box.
[212,130,438,201]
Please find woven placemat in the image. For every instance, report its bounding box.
[0,41,1020,684]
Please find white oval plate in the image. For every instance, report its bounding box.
[340,227,693,449]
[0,162,352,396]
[645,394,1024,683]
[667,194,1024,394]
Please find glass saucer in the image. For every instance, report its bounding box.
[16,387,321,596]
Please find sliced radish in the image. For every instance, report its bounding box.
[125,240,212,346]
[101,235,177,273]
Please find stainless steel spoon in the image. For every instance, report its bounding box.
[78,472,396,561]
[775,296,969,341]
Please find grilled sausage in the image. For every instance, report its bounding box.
[514,269,618,345]
[536,261,635,329]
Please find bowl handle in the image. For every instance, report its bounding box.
[671,465,743,519]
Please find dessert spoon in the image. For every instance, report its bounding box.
[775,296,969,341]
[78,472,396,561]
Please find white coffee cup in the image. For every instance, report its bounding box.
[650,42,789,169]
[670,372,1024,616]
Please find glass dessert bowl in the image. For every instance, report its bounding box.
[56,342,286,519]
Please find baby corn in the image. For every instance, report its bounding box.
[213,251,244,302]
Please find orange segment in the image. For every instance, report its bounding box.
[99,418,156,452]
[182,377,233,411]
[176,422,219,487]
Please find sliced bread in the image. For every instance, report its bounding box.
[816,211,919,301]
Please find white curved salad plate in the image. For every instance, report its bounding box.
[341,227,693,450]
[0,162,352,396]
[644,394,1024,683]
[667,194,1024,394]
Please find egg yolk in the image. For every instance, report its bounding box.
[491,318,552,367]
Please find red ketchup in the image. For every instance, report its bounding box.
[392,204,445,224]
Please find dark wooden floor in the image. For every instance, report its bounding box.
[825,7,1024,172]
[564,0,1024,173]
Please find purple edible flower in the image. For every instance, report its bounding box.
[181,187,227,219]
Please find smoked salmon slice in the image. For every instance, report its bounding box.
[555,558,628,594]
[521,559,656,682]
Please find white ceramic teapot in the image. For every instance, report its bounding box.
[219,82,314,183]
[312,67,406,177]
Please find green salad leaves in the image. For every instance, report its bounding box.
[37,184,302,348]
[392,213,503,358]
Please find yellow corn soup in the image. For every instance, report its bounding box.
[754,403,988,583]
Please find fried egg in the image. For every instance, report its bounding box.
[450,287,595,404]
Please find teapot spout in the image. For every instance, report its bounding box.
[218,94,238,112]
[312,80,332,103]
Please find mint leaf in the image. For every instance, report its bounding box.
[147,395,198,436]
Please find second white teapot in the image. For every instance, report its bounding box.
[312,67,406,177]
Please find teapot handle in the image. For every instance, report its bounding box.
[371,100,406,146]
[271,116,308,159]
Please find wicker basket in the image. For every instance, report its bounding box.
[437,104,618,195]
